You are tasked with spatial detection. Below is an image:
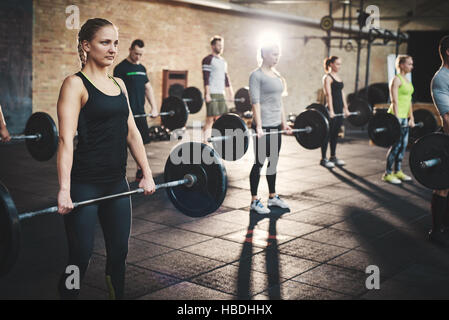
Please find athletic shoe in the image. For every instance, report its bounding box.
[268,195,290,209]
[329,156,346,167]
[320,158,335,168]
[250,199,270,215]
[394,170,412,182]
[382,173,401,185]
[135,169,143,183]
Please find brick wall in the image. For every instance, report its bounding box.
[32,0,419,127]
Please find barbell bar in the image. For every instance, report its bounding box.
[18,175,196,220]
[306,98,372,127]
[133,111,175,118]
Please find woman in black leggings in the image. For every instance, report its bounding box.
[249,42,292,215]
[320,56,350,168]
[56,18,156,299]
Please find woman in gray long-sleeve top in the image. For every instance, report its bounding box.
[248,42,292,215]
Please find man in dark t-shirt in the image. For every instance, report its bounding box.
[114,39,158,181]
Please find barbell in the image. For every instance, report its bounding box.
[0,112,58,162]
[207,110,329,161]
[367,109,439,148]
[0,141,228,277]
[409,132,449,190]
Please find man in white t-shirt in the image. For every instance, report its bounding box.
[201,35,234,141]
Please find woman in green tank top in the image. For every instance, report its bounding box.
[382,55,416,184]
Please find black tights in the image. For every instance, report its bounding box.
[250,126,282,196]
[321,116,343,159]
[58,179,131,300]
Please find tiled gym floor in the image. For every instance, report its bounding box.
[1,130,448,300]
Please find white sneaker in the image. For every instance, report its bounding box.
[250,199,270,215]
[268,195,290,209]
[320,158,335,168]
[329,156,346,166]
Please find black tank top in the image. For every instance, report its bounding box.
[71,72,129,183]
[327,74,344,113]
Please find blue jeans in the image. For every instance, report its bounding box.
[386,117,409,174]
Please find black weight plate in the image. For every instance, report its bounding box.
[164,142,228,217]
[306,103,329,120]
[368,83,389,104]
[410,109,438,142]
[168,83,185,99]
[347,97,372,127]
[161,96,189,131]
[409,133,449,190]
[24,112,58,162]
[294,109,329,150]
[368,112,400,148]
[182,86,203,114]
[211,113,249,161]
[0,182,20,277]
[235,87,251,113]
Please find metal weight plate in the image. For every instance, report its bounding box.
[24,112,58,162]
[0,182,20,277]
[211,113,249,161]
[234,87,251,113]
[182,86,203,114]
[161,96,189,131]
[409,133,449,190]
[368,112,400,148]
[347,98,372,127]
[410,109,438,142]
[164,142,228,217]
[294,109,329,150]
[320,15,334,31]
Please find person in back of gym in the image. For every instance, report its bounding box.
[320,56,350,169]
[428,36,449,246]
[0,104,11,142]
[202,35,234,142]
[382,55,415,185]
[114,39,159,182]
[57,18,156,299]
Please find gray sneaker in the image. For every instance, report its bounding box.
[250,199,270,215]
[268,195,290,209]
[320,158,335,168]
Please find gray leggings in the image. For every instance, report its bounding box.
[58,178,131,299]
